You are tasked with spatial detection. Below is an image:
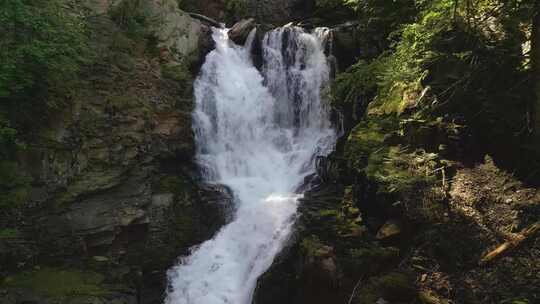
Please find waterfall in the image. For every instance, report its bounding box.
[165,25,336,304]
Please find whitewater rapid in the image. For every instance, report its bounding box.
[165,26,336,304]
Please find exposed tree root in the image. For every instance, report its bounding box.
[479,222,540,265]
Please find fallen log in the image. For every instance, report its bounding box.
[479,222,540,265]
[187,12,222,28]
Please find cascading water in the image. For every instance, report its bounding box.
[165,25,336,304]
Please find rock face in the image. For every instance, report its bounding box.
[246,0,315,25]
[229,18,257,45]
[142,0,214,65]
[0,1,225,303]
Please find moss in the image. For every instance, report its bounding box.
[2,268,106,298]
[0,228,20,239]
[355,272,417,304]
[318,209,341,218]
[374,272,417,301]
[348,247,400,275]
[344,118,388,172]
[57,168,126,204]
[161,63,190,83]
[369,79,426,116]
[154,175,191,197]
[170,210,197,249]
[109,0,149,39]
[107,95,140,111]
[300,235,325,257]
[0,161,30,209]
[113,52,136,72]
[109,32,137,55]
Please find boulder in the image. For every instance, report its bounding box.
[376,220,402,240]
[142,0,213,65]
[229,18,256,45]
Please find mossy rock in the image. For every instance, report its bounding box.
[161,63,191,84]
[57,167,126,204]
[300,235,326,258]
[0,161,30,209]
[153,175,192,198]
[355,272,417,304]
[368,81,424,116]
[107,95,141,111]
[346,246,400,276]
[2,268,106,298]
[112,52,136,72]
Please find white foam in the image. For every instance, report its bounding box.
[165,26,336,304]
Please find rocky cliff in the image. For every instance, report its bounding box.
[2,1,539,304]
[1,1,230,303]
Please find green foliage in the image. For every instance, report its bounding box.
[161,63,191,84]
[300,235,325,257]
[334,0,534,150]
[109,0,149,39]
[332,60,379,106]
[0,0,88,104]
[220,0,249,24]
[0,1,89,199]
[367,146,441,194]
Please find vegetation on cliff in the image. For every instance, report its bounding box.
[257,1,539,304]
[0,0,90,212]
[0,1,218,303]
[1,0,539,303]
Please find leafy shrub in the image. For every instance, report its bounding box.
[0,0,87,209]
[109,0,149,38]
[0,0,88,105]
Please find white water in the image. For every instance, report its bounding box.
[165,26,336,304]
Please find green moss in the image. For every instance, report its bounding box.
[113,52,136,72]
[161,63,191,84]
[109,32,137,54]
[170,210,197,248]
[318,209,341,218]
[0,228,20,239]
[300,235,325,257]
[2,268,106,298]
[109,0,149,39]
[348,247,400,275]
[374,272,417,301]
[0,161,30,209]
[369,80,424,115]
[154,175,190,197]
[355,272,417,304]
[107,95,140,110]
[57,168,125,204]
[344,117,389,172]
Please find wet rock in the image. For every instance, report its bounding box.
[229,18,256,45]
[376,220,402,240]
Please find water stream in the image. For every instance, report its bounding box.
[165,25,336,304]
